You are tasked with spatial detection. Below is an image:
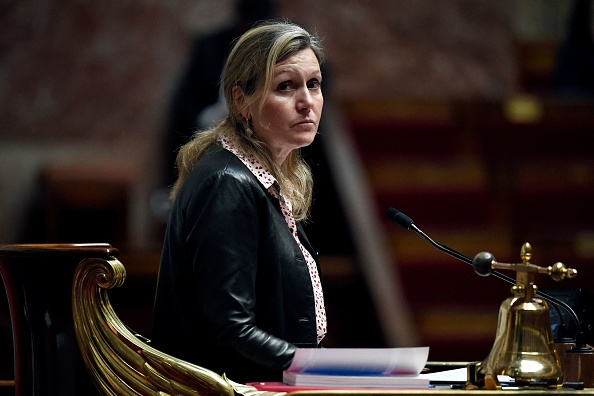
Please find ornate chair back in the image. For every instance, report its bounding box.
[0,244,255,396]
[72,254,237,395]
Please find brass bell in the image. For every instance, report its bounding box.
[472,243,577,389]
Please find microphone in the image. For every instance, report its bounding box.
[386,207,586,347]
[385,207,495,271]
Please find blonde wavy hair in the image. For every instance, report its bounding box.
[170,20,325,221]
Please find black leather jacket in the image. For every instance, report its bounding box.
[152,145,322,383]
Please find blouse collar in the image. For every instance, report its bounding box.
[218,132,278,191]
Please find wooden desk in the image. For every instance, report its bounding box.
[285,390,594,395]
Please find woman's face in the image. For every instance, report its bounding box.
[247,48,323,165]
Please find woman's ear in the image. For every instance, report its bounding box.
[232,85,251,120]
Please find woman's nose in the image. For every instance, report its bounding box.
[297,87,314,110]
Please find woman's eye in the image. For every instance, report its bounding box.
[308,80,321,90]
[278,82,292,91]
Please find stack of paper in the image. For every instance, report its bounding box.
[282,347,430,389]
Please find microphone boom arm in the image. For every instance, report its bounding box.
[387,207,585,346]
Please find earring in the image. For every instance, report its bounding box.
[243,117,253,137]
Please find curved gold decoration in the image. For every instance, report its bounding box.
[72,256,284,396]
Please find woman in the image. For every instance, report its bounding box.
[152,20,327,383]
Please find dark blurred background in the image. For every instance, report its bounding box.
[1,0,593,382]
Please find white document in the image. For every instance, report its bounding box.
[418,367,467,382]
[286,346,430,376]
